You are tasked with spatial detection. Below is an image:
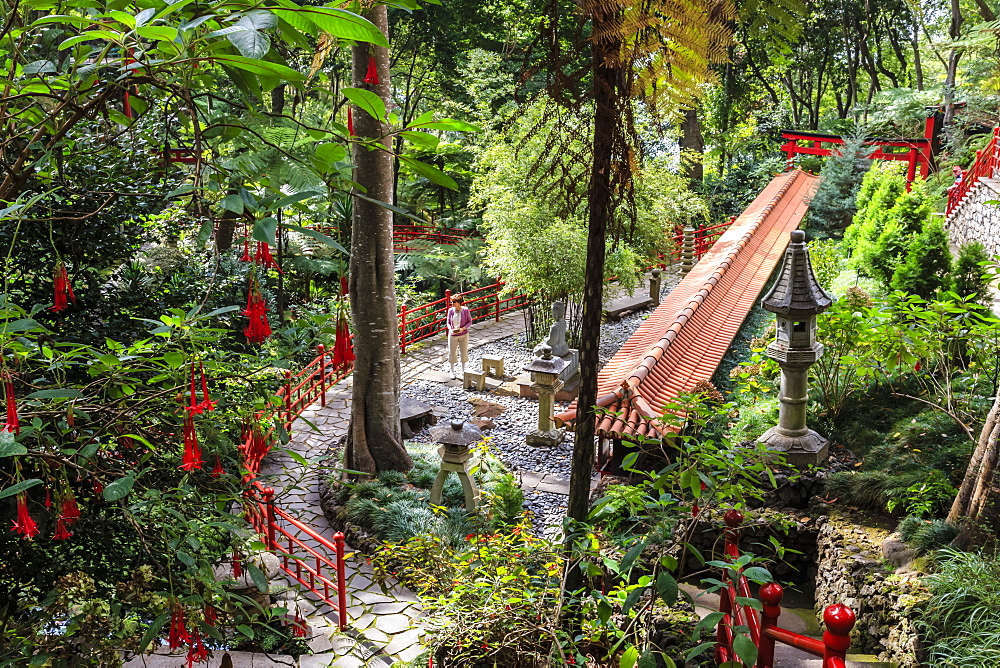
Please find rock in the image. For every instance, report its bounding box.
[881,533,916,568]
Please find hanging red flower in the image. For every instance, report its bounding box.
[2,371,19,435]
[52,517,73,540]
[240,240,252,262]
[292,612,309,638]
[180,414,203,471]
[92,477,103,497]
[167,606,190,649]
[51,261,77,313]
[243,281,272,345]
[11,493,39,539]
[204,604,217,627]
[363,54,380,85]
[331,312,355,372]
[254,242,283,273]
[210,454,224,478]
[914,361,922,372]
[347,107,354,136]
[186,360,204,416]
[60,491,80,526]
[232,551,243,578]
[340,275,348,296]
[186,631,208,667]
[198,361,216,412]
[44,486,51,508]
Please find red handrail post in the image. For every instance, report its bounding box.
[334,531,348,630]
[495,290,501,322]
[758,582,783,668]
[263,486,277,549]
[399,302,408,354]
[821,603,856,667]
[283,370,293,433]
[317,344,327,407]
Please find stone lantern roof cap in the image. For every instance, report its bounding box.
[761,230,833,316]
[429,419,482,446]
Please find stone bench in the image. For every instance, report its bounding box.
[481,354,504,377]
[399,396,436,438]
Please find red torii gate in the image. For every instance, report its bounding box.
[780,120,935,189]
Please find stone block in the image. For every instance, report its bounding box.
[481,354,504,377]
[463,369,486,391]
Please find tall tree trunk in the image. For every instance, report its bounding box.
[948,392,1000,548]
[346,6,411,475]
[912,25,924,91]
[215,207,238,252]
[566,6,618,595]
[942,0,964,141]
[679,108,704,187]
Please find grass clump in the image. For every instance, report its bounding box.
[896,516,959,557]
[920,548,1000,667]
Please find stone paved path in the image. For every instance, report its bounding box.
[254,310,528,666]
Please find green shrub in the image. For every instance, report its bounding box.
[953,241,992,305]
[910,520,958,556]
[920,548,1000,666]
[891,218,953,299]
[845,162,906,265]
[371,500,440,543]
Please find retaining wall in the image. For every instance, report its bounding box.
[947,178,1000,256]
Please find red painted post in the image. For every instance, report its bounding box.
[399,302,407,354]
[758,582,783,668]
[334,531,348,630]
[317,344,327,407]
[444,289,452,337]
[905,148,917,191]
[262,487,277,549]
[495,289,501,322]
[821,603,856,667]
[724,509,743,558]
[284,370,293,433]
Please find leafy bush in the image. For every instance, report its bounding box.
[891,218,953,299]
[919,548,1000,666]
[952,241,992,305]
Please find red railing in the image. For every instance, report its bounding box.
[646,218,735,270]
[780,129,932,188]
[947,126,1000,216]
[237,343,353,630]
[716,510,856,667]
[314,223,476,253]
[398,281,531,353]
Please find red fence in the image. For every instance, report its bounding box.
[716,510,856,667]
[947,126,1000,216]
[238,344,354,630]
[314,223,476,253]
[398,281,531,353]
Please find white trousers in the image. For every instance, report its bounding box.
[448,333,469,366]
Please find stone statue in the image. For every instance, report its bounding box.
[534,300,570,358]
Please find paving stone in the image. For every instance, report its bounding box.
[383,628,423,655]
[354,590,396,605]
[353,612,376,629]
[370,601,411,615]
[361,626,390,644]
[396,643,428,663]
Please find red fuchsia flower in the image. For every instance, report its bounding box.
[185,360,204,416]
[44,486,51,508]
[254,242,282,273]
[2,371,19,435]
[292,612,309,638]
[210,455,224,478]
[232,551,243,578]
[11,493,39,539]
[186,631,208,667]
[331,312,355,372]
[92,477,103,498]
[914,361,922,372]
[167,606,190,649]
[198,362,216,412]
[363,54,379,84]
[51,261,77,313]
[347,107,354,136]
[204,604,217,627]
[240,240,252,263]
[243,281,272,345]
[180,414,203,471]
[52,517,73,540]
[60,491,80,526]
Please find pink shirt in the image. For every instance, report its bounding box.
[447,306,471,336]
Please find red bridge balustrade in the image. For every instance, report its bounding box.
[716,510,856,668]
[947,126,1000,216]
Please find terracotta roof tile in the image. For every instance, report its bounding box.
[556,169,819,439]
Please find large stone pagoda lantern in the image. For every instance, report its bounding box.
[758,230,834,467]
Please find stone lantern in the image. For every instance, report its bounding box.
[523,345,568,447]
[758,230,833,467]
[429,419,482,512]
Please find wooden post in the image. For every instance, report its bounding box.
[758,582,783,668]
[262,487,277,549]
[334,531,348,630]
[821,603,856,666]
[317,344,327,407]
[284,370,293,433]
[495,289,501,322]
[399,302,407,354]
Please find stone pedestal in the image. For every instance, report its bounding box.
[523,346,568,448]
[559,349,579,382]
[759,426,829,468]
[429,446,479,512]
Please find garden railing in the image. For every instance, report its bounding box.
[716,510,856,667]
[946,126,1000,216]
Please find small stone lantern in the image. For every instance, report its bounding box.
[428,419,482,512]
[523,345,568,447]
[758,230,834,467]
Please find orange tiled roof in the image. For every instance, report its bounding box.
[555,169,819,439]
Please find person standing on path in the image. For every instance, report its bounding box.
[447,294,471,379]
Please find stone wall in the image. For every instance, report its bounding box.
[947,178,1000,256]
[813,509,930,667]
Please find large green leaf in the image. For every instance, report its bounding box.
[209,55,303,81]
[227,11,275,59]
[0,479,42,500]
[342,87,385,122]
[25,389,85,399]
[397,155,458,190]
[0,432,26,457]
[136,26,179,42]
[103,474,135,502]
[0,318,41,334]
[656,571,678,606]
[271,6,387,46]
[253,217,278,244]
[733,633,758,666]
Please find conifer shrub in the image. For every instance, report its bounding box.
[844,162,906,256]
[805,134,871,239]
[891,218,953,299]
